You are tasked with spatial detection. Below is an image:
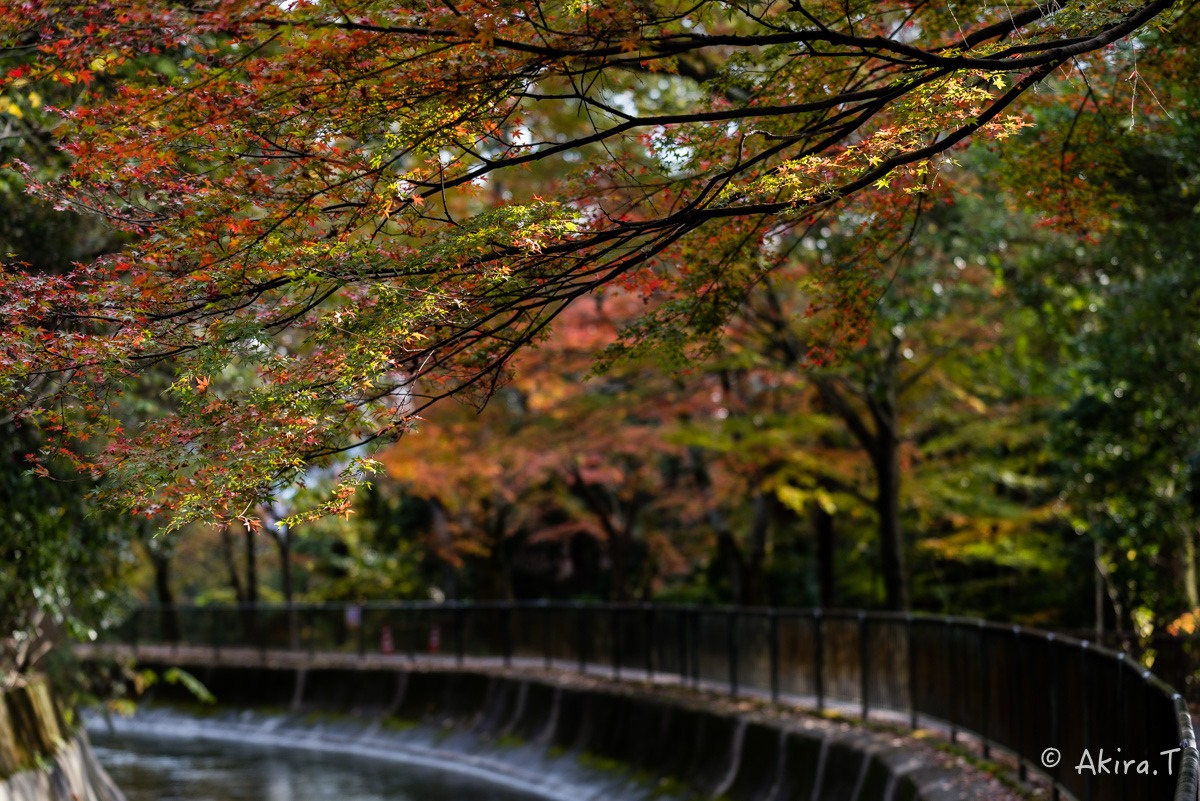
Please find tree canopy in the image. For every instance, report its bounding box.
[0,0,1189,529]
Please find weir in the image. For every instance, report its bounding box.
[93,602,1200,801]
[92,661,1011,801]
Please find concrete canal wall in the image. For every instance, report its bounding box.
[99,661,1008,801]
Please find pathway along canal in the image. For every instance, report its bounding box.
[89,729,546,801]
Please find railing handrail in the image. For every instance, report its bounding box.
[113,601,1199,801]
[122,600,1177,664]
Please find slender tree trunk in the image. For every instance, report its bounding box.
[685,448,747,604]
[610,527,631,602]
[243,526,259,640]
[492,506,515,601]
[244,526,258,606]
[220,526,245,603]
[715,530,747,605]
[872,433,908,611]
[814,370,909,612]
[431,500,458,600]
[814,502,836,609]
[270,526,297,649]
[745,490,770,606]
[569,467,640,602]
[866,349,908,613]
[151,551,180,642]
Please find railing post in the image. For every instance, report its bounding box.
[1013,625,1026,783]
[768,609,780,703]
[814,609,825,712]
[408,609,417,661]
[1048,633,1060,801]
[644,605,654,681]
[691,609,700,689]
[1080,641,1091,801]
[357,608,367,660]
[456,604,466,666]
[979,620,990,759]
[502,605,512,668]
[211,607,221,659]
[306,607,315,659]
[727,608,738,698]
[288,602,300,652]
[907,614,918,730]
[947,617,958,744]
[1116,653,1126,800]
[859,611,869,722]
[612,606,621,680]
[578,604,589,675]
[677,608,687,685]
[258,609,268,660]
[1142,670,1153,801]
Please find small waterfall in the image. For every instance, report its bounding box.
[536,687,561,746]
[501,681,529,738]
[880,773,899,801]
[809,738,830,801]
[712,719,748,799]
[290,668,306,712]
[847,749,871,801]
[762,729,789,801]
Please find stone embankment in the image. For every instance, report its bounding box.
[0,676,124,801]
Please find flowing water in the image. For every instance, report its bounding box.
[90,731,548,801]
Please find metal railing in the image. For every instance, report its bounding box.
[111,602,1200,801]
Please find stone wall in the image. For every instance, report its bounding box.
[0,677,124,801]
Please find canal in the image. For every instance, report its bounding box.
[90,730,547,801]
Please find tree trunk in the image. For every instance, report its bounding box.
[431,500,458,600]
[745,490,770,606]
[492,505,515,601]
[244,527,259,644]
[715,530,747,605]
[684,448,747,604]
[220,526,245,603]
[813,501,836,609]
[151,551,180,642]
[270,525,298,649]
[872,432,909,612]
[813,370,909,612]
[244,526,259,606]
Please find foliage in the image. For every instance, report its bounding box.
[0,0,1184,528]
[0,420,132,682]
